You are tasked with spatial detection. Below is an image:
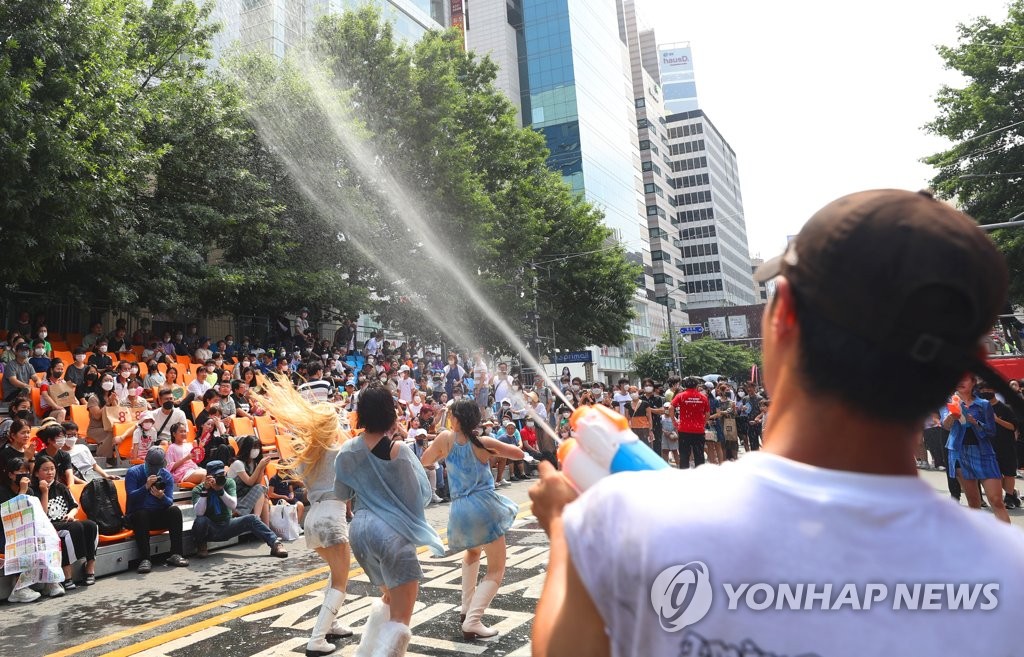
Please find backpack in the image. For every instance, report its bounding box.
[81,478,124,535]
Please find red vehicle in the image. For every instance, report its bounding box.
[986,354,1024,382]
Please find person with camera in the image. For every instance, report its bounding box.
[124,447,190,574]
[190,460,288,559]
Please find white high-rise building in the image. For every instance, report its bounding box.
[210,0,448,60]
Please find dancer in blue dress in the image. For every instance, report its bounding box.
[421,399,523,640]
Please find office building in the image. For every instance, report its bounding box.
[211,0,448,60]
[658,41,697,114]
[666,108,757,309]
[466,0,658,379]
[620,0,688,337]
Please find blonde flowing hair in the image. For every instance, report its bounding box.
[255,378,348,480]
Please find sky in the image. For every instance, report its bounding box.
[642,0,1013,258]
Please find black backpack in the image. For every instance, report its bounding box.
[81,478,124,535]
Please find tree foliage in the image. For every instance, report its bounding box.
[1,1,638,353]
[925,1,1024,303]
[635,332,761,382]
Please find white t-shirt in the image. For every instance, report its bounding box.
[612,392,632,414]
[563,451,1024,657]
[397,377,417,402]
[148,408,187,441]
[491,374,514,403]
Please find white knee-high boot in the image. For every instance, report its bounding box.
[322,578,352,641]
[461,579,500,640]
[354,598,391,657]
[427,468,442,503]
[460,558,481,622]
[372,621,411,657]
[306,587,345,656]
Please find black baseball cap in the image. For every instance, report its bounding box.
[756,189,1017,407]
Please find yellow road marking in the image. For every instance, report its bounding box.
[49,502,534,657]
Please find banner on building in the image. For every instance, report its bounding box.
[728,315,749,339]
[451,0,466,49]
[708,317,728,340]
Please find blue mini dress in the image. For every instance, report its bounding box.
[445,436,518,552]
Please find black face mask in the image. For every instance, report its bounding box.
[979,391,996,401]
[16,410,31,420]
[85,374,97,383]
[162,401,174,411]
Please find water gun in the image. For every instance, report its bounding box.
[556,404,668,492]
[946,394,965,423]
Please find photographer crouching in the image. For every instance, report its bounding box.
[191,460,288,559]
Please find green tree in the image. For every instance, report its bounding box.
[287,8,640,351]
[648,332,761,381]
[630,349,672,382]
[925,1,1024,303]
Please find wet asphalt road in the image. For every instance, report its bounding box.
[7,465,1024,657]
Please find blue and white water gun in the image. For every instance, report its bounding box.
[557,404,668,491]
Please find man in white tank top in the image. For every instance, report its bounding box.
[529,190,1024,657]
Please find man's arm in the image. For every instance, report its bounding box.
[531,465,610,657]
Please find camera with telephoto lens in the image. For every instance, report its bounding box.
[214,474,227,487]
[152,479,166,491]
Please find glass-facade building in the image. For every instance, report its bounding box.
[518,0,645,249]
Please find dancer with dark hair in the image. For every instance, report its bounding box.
[421,399,523,640]
[335,385,444,657]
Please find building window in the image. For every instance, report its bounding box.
[646,205,659,216]
[637,118,648,128]
[639,140,650,150]
[642,160,653,171]
[651,250,666,261]
[635,98,646,108]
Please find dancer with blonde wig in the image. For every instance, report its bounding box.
[256,379,354,657]
[334,385,445,657]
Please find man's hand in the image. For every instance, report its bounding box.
[149,484,164,498]
[528,461,579,535]
[145,474,159,490]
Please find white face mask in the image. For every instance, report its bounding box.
[630,393,640,400]
[54,438,66,448]
[39,331,47,339]
[34,348,44,356]
[250,449,261,459]
[64,436,77,447]
[99,345,108,353]
[526,421,535,427]
[571,384,581,392]
[644,387,653,393]
[74,354,86,363]
[101,381,114,391]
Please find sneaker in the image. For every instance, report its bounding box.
[137,559,153,574]
[7,587,40,603]
[270,540,288,558]
[62,579,77,590]
[496,479,510,488]
[430,494,443,505]
[44,582,65,598]
[166,554,190,567]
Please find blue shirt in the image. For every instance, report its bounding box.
[125,463,175,513]
[29,356,50,374]
[496,428,521,446]
[941,397,996,453]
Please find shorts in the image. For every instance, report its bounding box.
[350,511,423,589]
[662,433,679,450]
[992,437,1019,478]
[304,500,349,550]
[949,446,1001,481]
[236,483,269,516]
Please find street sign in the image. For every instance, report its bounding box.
[554,350,593,364]
[679,325,705,335]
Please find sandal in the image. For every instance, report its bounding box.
[84,573,96,586]
[62,579,77,590]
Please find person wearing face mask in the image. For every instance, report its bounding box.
[28,339,51,373]
[397,366,417,403]
[442,355,465,400]
[508,380,529,430]
[977,381,1022,509]
[1,455,62,602]
[149,389,188,443]
[624,386,654,447]
[490,363,514,407]
[143,360,165,390]
[612,379,632,415]
[642,379,666,456]
[65,347,89,389]
[0,395,34,443]
[61,421,117,483]
[34,325,52,357]
[2,342,36,403]
[194,338,213,363]
[172,330,190,357]
[39,360,70,423]
[113,364,137,404]
[226,435,275,525]
[38,425,75,487]
[87,339,112,371]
